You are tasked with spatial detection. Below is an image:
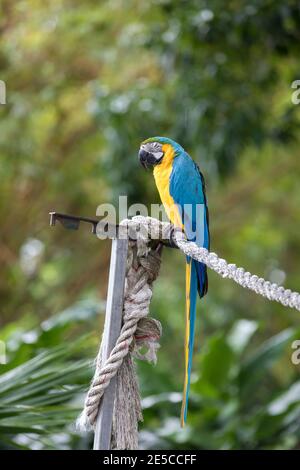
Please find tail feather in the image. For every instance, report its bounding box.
[180,258,198,426]
[181,258,207,426]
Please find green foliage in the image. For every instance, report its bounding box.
[0,0,300,450]
[141,324,300,450]
[0,301,100,449]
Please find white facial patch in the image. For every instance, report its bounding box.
[141,142,164,160]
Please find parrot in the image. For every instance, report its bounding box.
[138,137,210,426]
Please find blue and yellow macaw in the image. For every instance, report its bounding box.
[139,137,210,426]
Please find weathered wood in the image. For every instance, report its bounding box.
[93,238,128,450]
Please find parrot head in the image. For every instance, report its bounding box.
[138,136,183,169]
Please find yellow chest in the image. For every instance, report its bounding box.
[153,144,183,228]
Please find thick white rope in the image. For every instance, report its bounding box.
[175,233,300,311]
[126,216,300,312]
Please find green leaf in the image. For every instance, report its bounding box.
[268,381,300,416]
[199,334,235,390]
[239,328,298,392]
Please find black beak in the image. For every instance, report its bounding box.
[138,149,158,169]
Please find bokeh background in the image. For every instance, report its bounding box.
[1,0,300,450]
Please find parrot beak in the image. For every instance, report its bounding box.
[139,149,154,169]
[138,149,162,169]
[139,149,148,169]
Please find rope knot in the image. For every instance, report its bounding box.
[134,317,162,364]
[139,249,161,282]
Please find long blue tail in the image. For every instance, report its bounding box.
[180,258,207,426]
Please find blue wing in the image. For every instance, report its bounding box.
[170,151,210,295]
[169,151,210,426]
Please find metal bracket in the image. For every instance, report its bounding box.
[49,211,178,248]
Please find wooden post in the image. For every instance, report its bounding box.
[93,238,128,450]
